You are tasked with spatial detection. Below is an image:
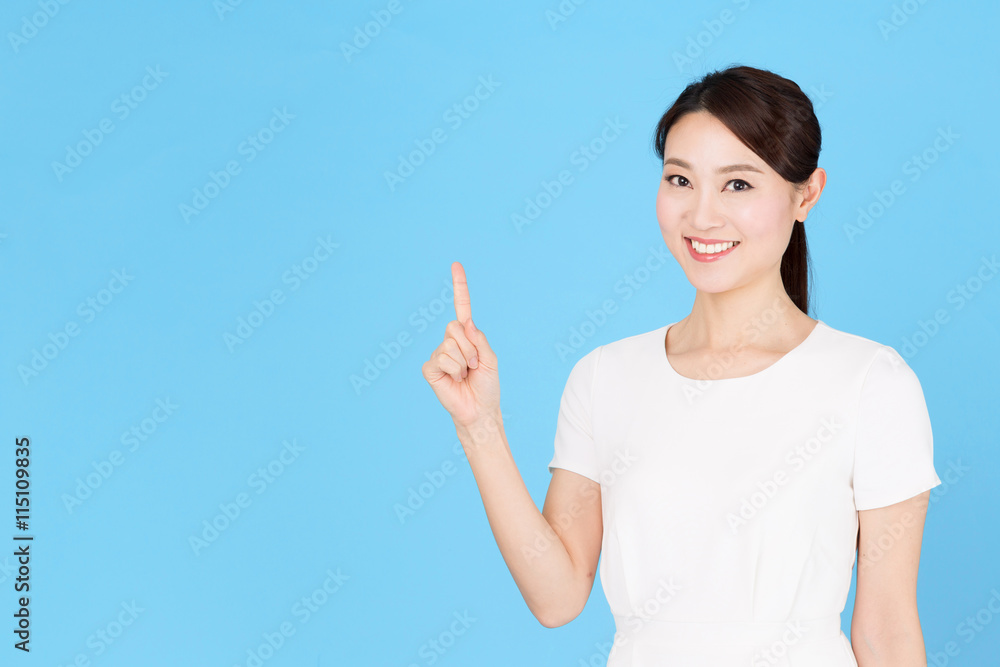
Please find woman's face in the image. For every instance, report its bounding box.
[655,110,810,295]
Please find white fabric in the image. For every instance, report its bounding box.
[547,319,942,666]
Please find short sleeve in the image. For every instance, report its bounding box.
[547,345,603,484]
[853,345,942,511]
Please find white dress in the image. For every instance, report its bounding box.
[547,320,942,666]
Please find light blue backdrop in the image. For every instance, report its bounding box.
[2,1,998,665]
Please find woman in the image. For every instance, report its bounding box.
[421,65,941,666]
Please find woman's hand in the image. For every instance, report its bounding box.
[421,262,500,428]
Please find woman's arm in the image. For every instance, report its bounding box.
[422,262,602,628]
[851,490,933,666]
[456,413,603,627]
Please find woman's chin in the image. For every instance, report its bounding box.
[684,275,742,294]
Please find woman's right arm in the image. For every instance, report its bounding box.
[422,262,603,627]
[456,413,602,627]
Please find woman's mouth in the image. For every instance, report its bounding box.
[685,237,740,262]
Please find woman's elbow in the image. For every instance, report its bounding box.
[851,614,926,665]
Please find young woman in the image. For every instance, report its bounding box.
[422,65,941,666]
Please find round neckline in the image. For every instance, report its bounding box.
[660,319,825,383]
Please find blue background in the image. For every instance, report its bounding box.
[2,1,998,665]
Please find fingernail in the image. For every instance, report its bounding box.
[469,356,478,369]
[468,317,477,332]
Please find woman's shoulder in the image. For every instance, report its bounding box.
[561,324,670,385]
[809,320,918,382]
[593,322,669,360]
[814,319,902,358]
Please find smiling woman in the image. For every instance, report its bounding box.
[652,67,822,315]
[422,64,942,667]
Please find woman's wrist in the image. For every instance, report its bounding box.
[455,409,505,451]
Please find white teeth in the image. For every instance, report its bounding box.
[690,239,739,254]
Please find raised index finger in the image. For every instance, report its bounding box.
[451,261,472,324]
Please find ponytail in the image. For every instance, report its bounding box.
[780,219,811,316]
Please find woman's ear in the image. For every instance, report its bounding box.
[795,167,827,223]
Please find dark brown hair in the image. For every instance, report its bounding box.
[651,65,821,316]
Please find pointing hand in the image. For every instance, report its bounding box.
[421,262,500,428]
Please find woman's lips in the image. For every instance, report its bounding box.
[685,237,740,262]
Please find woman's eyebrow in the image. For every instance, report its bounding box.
[663,157,764,174]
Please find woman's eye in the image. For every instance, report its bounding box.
[665,174,689,187]
[727,179,753,192]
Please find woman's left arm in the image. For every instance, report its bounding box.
[852,489,933,666]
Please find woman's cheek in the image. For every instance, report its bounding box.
[736,199,785,239]
[655,193,681,232]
